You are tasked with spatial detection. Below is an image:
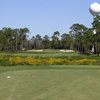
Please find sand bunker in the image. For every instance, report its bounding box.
[60,50,75,52]
[27,49,43,52]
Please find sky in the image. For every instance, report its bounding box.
[0,0,100,38]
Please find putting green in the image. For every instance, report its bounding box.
[0,69,100,100]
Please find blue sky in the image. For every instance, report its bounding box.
[0,0,100,38]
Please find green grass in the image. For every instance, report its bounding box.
[0,50,99,99]
[0,65,100,73]
[0,65,100,100]
[0,50,92,57]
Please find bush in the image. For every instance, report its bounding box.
[0,55,99,66]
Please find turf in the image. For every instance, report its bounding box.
[0,65,100,100]
[0,50,91,57]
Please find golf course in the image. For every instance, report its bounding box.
[0,50,100,100]
[0,0,100,100]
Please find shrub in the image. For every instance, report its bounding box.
[0,55,99,66]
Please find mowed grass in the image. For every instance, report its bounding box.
[0,50,86,57]
[0,50,99,100]
[0,65,100,100]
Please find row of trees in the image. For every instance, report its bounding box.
[0,27,29,51]
[0,16,100,55]
[30,31,73,50]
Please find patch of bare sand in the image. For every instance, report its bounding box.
[27,49,43,52]
[60,50,75,52]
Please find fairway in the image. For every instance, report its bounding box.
[0,50,80,57]
[0,65,100,100]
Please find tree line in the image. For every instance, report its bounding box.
[0,16,100,55]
